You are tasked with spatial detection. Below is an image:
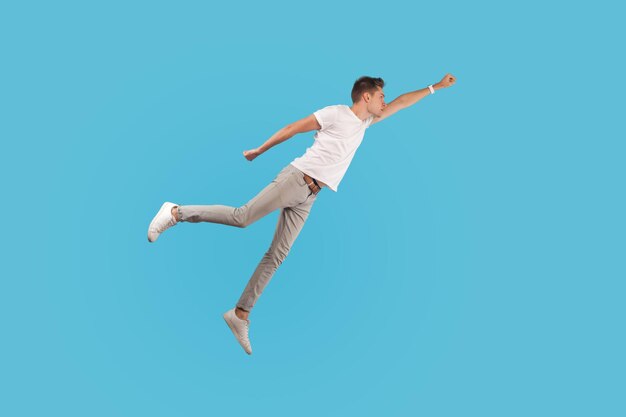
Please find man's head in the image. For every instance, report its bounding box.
[351,76,386,116]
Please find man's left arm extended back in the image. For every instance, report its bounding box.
[243,114,321,161]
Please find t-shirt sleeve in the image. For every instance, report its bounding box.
[313,106,337,130]
[365,115,375,129]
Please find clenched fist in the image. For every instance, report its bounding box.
[243,148,262,161]
[437,73,457,88]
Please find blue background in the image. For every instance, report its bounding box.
[2,0,624,416]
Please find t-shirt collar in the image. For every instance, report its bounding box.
[345,105,366,123]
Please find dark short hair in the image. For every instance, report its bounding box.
[351,76,385,103]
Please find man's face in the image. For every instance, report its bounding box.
[366,87,386,116]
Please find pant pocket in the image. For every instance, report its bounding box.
[278,171,310,206]
[294,171,307,187]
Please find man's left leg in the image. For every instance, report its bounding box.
[236,203,314,314]
[223,197,316,355]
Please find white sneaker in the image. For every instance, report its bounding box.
[223,308,252,355]
[147,202,178,242]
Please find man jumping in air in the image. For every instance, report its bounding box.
[147,73,457,355]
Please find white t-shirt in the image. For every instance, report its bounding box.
[290,104,374,192]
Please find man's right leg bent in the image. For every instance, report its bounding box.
[177,179,285,228]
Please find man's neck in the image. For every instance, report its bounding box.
[349,104,371,121]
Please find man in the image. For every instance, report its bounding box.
[147,73,457,355]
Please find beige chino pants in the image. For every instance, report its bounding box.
[177,163,319,311]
